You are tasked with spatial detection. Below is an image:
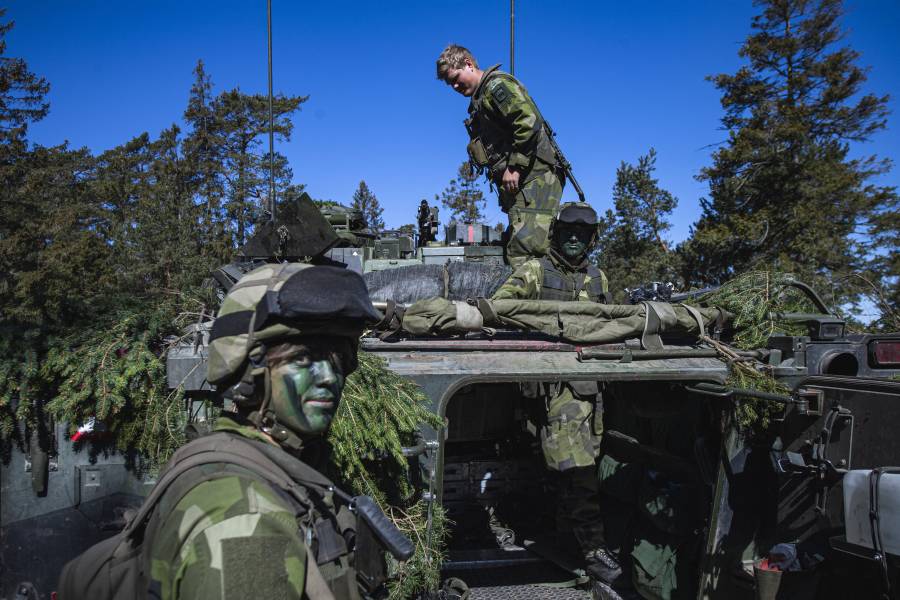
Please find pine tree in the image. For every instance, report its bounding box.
[0,52,320,461]
[595,149,678,301]
[680,0,896,307]
[182,60,227,259]
[351,180,384,233]
[213,88,307,248]
[0,11,49,143]
[0,13,106,328]
[0,17,116,451]
[440,161,485,222]
[867,196,900,329]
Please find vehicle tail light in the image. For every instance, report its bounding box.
[870,340,900,368]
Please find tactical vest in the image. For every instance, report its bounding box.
[538,256,609,303]
[465,65,558,178]
[58,432,381,600]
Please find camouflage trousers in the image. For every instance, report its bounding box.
[539,385,606,555]
[540,385,602,472]
[556,467,607,556]
[500,167,563,270]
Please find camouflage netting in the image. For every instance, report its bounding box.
[401,297,731,344]
[365,262,512,304]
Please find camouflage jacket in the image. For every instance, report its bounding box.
[466,65,559,181]
[492,250,609,302]
[147,415,356,600]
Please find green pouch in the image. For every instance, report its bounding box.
[540,388,596,471]
[631,535,679,600]
[466,137,490,168]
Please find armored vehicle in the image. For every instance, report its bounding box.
[2,194,899,600]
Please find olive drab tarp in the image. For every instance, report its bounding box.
[399,297,730,345]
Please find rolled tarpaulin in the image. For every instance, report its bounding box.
[400,298,730,345]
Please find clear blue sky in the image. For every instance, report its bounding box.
[7,1,900,242]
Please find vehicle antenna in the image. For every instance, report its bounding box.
[509,0,515,76]
[267,0,276,222]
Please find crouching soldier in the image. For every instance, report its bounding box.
[492,202,623,590]
[59,263,396,600]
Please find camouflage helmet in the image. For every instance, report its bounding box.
[555,201,598,227]
[549,201,599,246]
[207,262,381,386]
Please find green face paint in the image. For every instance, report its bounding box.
[268,348,345,436]
[556,225,593,260]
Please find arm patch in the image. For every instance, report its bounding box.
[491,83,510,106]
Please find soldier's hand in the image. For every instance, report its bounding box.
[502,167,521,194]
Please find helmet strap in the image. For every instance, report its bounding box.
[245,343,274,422]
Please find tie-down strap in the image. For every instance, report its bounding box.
[641,301,677,350]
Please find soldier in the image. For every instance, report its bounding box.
[492,202,623,590]
[150,263,383,599]
[60,263,386,600]
[436,44,568,269]
[492,201,609,302]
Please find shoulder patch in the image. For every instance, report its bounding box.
[491,83,510,106]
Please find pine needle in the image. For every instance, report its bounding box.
[692,270,814,349]
[689,271,813,431]
[327,351,446,598]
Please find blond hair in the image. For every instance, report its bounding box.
[436,44,478,81]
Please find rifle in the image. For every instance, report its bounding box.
[544,121,586,203]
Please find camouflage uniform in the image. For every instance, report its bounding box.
[492,245,609,562]
[492,249,609,303]
[58,266,390,600]
[465,65,564,269]
[146,415,355,600]
[148,263,381,600]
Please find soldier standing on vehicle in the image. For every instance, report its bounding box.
[60,263,389,600]
[493,202,622,589]
[436,44,570,269]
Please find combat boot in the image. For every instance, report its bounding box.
[585,545,623,582]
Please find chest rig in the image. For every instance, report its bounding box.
[538,256,608,303]
[464,66,558,179]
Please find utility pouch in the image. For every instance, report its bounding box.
[630,530,679,600]
[466,137,490,169]
[541,389,597,471]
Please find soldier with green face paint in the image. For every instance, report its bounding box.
[492,202,623,589]
[58,263,407,600]
[493,202,609,303]
[146,263,382,600]
[436,44,570,269]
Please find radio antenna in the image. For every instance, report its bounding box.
[509,0,515,76]
[267,0,276,221]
